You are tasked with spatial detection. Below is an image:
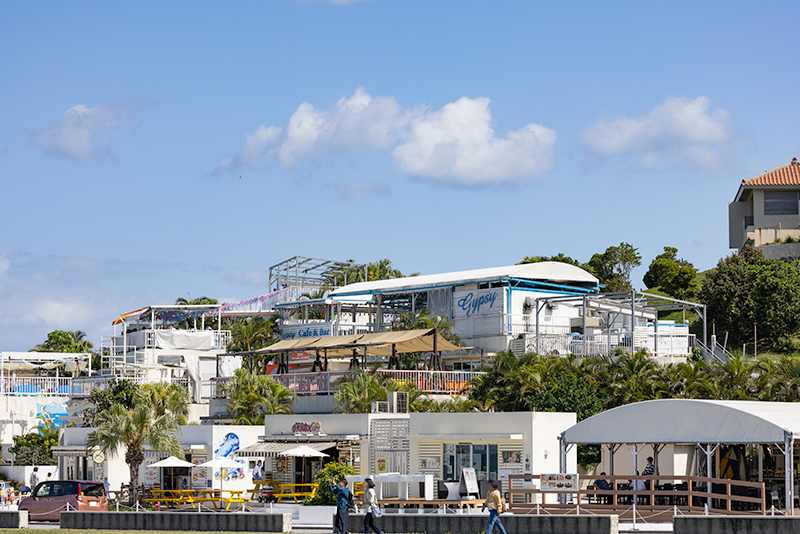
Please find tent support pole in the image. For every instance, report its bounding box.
[786,433,794,515]
[535,298,540,355]
[697,443,719,510]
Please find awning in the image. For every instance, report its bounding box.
[239,328,467,358]
[563,399,800,445]
[52,446,93,457]
[112,307,150,325]
[237,441,338,458]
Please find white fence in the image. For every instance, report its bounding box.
[529,332,695,356]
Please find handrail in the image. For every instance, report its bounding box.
[508,474,766,516]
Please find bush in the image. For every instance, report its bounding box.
[305,461,356,506]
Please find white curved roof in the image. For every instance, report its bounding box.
[563,399,800,445]
[329,262,599,296]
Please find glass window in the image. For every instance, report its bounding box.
[764,191,799,215]
[443,444,499,481]
[35,483,52,498]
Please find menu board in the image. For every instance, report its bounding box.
[459,467,480,497]
[539,473,579,491]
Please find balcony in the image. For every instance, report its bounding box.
[209,369,484,398]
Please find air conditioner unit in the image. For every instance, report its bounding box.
[388,391,409,413]
[371,401,389,414]
[509,337,526,356]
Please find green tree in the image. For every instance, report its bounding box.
[228,316,279,354]
[32,330,94,353]
[306,462,356,506]
[643,247,697,300]
[136,382,190,423]
[221,368,296,424]
[86,404,182,504]
[586,242,642,292]
[333,368,397,413]
[519,253,583,266]
[8,412,60,465]
[82,379,139,426]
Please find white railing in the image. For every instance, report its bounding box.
[101,329,232,353]
[0,377,75,396]
[68,376,191,399]
[210,369,485,398]
[529,332,695,357]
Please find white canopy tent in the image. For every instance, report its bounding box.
[560,399,800,513]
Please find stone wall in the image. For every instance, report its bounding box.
[674,516,800,534]
[60,511,291,532]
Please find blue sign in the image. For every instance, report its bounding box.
[457,291,498,317]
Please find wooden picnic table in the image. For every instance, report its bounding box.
[221,489,248,510]
[183,489,220,510]
[143,489,184,507]
[275,483,318,503]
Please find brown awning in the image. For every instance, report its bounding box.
[236,328,466,358]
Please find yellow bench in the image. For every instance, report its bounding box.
[275,483,317,503]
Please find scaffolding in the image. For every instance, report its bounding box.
[268,256,367,294]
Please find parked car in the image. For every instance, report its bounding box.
[19,480,107,521]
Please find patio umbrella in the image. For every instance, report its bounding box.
[282,445,329,484]
[150,456,195,492]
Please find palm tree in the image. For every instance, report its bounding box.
[136,382,190,422]
[221,368,296,424]
[67,330,94,352]
[332,368,403,413]
[86,404,182,504]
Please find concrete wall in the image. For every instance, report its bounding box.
[60,511,291,532]
[0,511,27,529]
[674,515,800,534]
[0,466,57,486]
[343,512,618,534]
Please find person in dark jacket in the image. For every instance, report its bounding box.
[329,477,352,534]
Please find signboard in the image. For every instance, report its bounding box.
[143,458,159,487]
[281,323,333,340]
[291,421,321,433]
[539,473,579,491]
[459,467,480,496]
[454,289,500,318]
[376,456,388,474]
[290,351,312,363]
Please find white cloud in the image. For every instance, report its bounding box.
[335,179,389,199]
[392,97,557,186]
[225,268,270,287]
[582,96,740,176]
[33,102,137,162]
[219,88,557,186]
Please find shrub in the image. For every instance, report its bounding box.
[305,461,356,506]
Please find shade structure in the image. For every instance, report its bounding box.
[281,445,330,458]
[562,399,800,445]
[150,456,195,468]
[239,328,467,358]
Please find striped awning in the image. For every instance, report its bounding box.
[237,441,338,458]
[52,446,93,457]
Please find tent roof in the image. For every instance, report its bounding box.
[240,328,465,358]
[563,399,800,445]
[238,441,337,457]
[328,262,598,297]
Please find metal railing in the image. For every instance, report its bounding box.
[530,332,695,357]
[101,329,232,353]
[210,369,484,398]
[0,377,76,396]
[69,376,191,399]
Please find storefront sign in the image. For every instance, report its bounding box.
[292,421,321,433]
[282,323,332,340]
[540,473,579,491]
[376,456,388,474]
[456,290,498,317]
[290,351,312,362]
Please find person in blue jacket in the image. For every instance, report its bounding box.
[329,477,352,534]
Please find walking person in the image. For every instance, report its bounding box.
[252,460,263,481]
[329,477,352,534]
[29,467,39,489]
[362,478,383,534]
[481,479,507,534]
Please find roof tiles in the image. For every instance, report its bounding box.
[743,157,800,186]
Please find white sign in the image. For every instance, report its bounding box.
[453,289,502,318]
[281,323,333,340]
[459,467,480,496]
[539,473,579,491]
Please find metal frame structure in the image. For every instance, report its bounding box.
[268,256,367,294]
[533,290,707,358]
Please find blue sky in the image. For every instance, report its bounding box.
[1,1,799,350]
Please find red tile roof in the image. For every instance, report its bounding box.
[735,158,800,201]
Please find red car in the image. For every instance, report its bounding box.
[19,480,107,521]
